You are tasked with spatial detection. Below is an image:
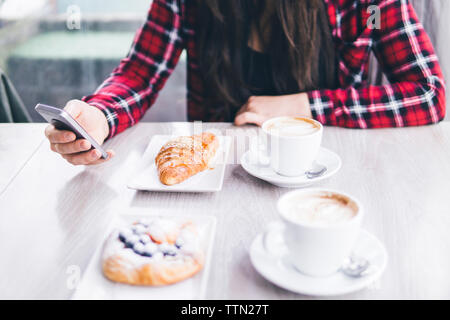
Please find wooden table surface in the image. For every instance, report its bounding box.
[1,122,450,299]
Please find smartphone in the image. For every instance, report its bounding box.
[35,103,108,159]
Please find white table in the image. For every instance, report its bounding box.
[1,122,450,299]
[0,124,47,194]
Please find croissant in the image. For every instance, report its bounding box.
[156,132,219,185]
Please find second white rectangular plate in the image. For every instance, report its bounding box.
[127,134,231,192]
[72,210,217,300]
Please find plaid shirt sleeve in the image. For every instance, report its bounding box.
[82,0,184,139]
[308,0,446,128]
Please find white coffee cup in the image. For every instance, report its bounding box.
[260,116,323,177]
[271,188,363,277]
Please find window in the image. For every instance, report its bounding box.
[0,0,186,122]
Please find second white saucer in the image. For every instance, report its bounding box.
[249,223,388,297]
[240,147,341,188]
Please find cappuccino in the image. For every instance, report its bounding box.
[260,116,323,176]
[264,117,321,137]
[276,189,363,276]
[280,191,358,226]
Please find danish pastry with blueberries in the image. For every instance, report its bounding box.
[102,218,204,285]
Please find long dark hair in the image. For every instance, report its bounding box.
[195,0,337,119]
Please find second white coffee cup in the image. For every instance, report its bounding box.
[273,188,363,277]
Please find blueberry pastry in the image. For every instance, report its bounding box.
[102,219,204,285]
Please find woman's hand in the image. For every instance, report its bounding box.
[44,100,115,166]
[234,93,312,126]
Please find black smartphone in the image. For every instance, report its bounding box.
[35,103,108,159]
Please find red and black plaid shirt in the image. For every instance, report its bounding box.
[83,0,446,139]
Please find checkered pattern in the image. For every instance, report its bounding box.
[83,0,446,138]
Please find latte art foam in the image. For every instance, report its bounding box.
[281,192,358,226]
[265,117,320,137]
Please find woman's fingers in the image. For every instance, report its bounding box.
[90,150,115,165]
[234,97,266,126]
[61,149,115,166]
[234,111,265,126]
[51,139,91,155]
[44,113,113,166]
[61,149,101,165]
[45,125,76,144]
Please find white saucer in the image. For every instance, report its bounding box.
[240,147,341,188]
[249,223,388,297]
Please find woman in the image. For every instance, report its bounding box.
[45,0,446,165]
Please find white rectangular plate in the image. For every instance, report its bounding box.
[72,210,217,300]
[127,135,232,192]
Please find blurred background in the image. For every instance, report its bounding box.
[0,0,186,122]
[0,0,448,123]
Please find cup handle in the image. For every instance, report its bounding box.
[262,222,286,256]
